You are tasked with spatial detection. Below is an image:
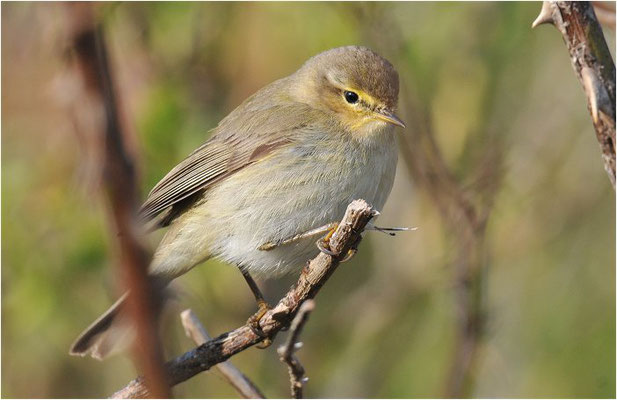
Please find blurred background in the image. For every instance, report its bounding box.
[2,2,615,398]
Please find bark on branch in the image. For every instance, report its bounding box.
[111,199,377,399]
[277,300,315,399]
[533,1,617,188]
[180,309,265,399]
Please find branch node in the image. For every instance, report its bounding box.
[112,200,376,398]
[581,66,612,124]
[532,1,555,28]
[533,1,616,187]
[180,309,265,399]
[582,66,600,123]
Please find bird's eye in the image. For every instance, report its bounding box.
[344,90,359,104]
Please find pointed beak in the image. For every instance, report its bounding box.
[374,109,406,128]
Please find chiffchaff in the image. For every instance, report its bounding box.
[71,45,405,359]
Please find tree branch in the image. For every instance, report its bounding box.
[277,300,315,399]
[111,199,377,399]
[180,309,265,399]
[64,4,170,397]
[533,1,616,188]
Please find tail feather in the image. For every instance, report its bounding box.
[70,293,134,360]
[70,243,210,360]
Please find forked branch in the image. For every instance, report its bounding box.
[277,300,316,398]
[180,309,265,399]
[111,199,377,398]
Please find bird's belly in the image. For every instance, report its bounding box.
[201,137,397,277]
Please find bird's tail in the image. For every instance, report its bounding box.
[71,222,212,360]
[69,293,134,360]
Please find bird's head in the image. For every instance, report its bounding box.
[291,46,405,135]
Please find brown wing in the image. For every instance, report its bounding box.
[138,93,319,225]
[138,141,234,222]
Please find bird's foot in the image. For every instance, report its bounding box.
[316,223,358,262]
[316,223,338,255]
[247,299,273,348]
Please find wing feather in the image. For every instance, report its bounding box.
[138,87,320,225]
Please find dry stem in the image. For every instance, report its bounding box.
[277,300,315,399]
[111,199,377,399]
[180,309,265,399]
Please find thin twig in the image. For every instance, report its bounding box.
[111,199,377,399]
[533,1,616,188]
[64,3,170,397]
[277,300,315,399]
[180,309,265,399]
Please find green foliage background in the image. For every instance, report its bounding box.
[2,2,615,398]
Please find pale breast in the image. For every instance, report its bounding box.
[195,128,398,277]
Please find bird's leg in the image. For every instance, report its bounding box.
[241,269,273,348]
[316,223,338,256]
[258,222,338,251]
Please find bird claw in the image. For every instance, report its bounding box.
[316,237,337,256]
[316,223,358,262]
[256,337,273,349]
[316,222,338,255]
[247,300,274,348]
[340,247,357,263]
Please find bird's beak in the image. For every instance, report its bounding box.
[374,109,406,128]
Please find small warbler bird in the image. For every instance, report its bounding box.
[70,45,405,359]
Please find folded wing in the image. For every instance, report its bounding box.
[138,100,320,225]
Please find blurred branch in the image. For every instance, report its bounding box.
[277,300,315,399]
[180,309,265,399]
[398,102,499,398]
[111,199,377,399]
[398,77,494,400]
[63,4,171,397]
[346,4,506,397]
[533,1,616,188]
[592,1,616,30]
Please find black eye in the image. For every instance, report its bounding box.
[344,90,359,104]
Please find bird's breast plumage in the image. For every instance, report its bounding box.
[196,125,398,277]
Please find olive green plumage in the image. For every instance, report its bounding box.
[71,45,404,359]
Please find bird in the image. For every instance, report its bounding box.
[70,45,405,360]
